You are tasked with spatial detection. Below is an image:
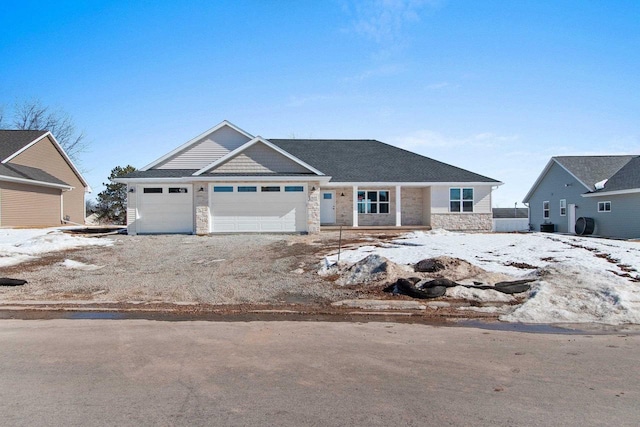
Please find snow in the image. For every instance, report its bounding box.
[325,230,640,325]
[60,259,105,271]
[0,228,113,268]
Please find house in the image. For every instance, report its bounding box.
[0,130,90,227]
[116,121,501,235]
[492,207,529,232]
[523,155,640,239]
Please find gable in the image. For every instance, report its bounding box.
[0,130,48,160]
[209,141,312,174]
[154,124,252,170]
[9,135,85,190]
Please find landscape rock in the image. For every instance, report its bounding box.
[336,254,411,286]
[414,258,445,273]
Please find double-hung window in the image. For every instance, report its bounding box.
[560,199,566,216]
[357,190,389,214]
[543,201,550,219]
[450,188,474,212]
[598,201,611,212]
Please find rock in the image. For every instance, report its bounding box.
[415,258,445,273]
[337,255,392,286]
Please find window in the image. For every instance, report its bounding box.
[598,201,611,212]
[285,186,304,192]
[323,193,332,199]
[237,186,257,192]
[143,188,162,194]
[261,186,280,192]
[560,199,566,216]
[213,186,233,192]
[357,190,389,214]
[543,201,550,219]
[450,188,474,212]
[168,187,188,194]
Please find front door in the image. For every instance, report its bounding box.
[568,204,576,234]
[320,191,336,224]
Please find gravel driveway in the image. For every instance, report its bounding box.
[0,232,386,305]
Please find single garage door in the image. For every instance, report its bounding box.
[137,185,193,234]
[210,184,307,232]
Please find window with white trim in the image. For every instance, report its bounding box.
[543,201,550,219]
[357,190,389,214]
[450,188,474,212]
[598,201,611,212]
[560,199,566,216]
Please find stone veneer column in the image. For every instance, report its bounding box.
[194,182,210,235]
[307,182,321,234]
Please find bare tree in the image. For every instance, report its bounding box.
[10,99,88,163]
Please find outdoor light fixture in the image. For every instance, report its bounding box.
[128,187,135,193]
[311,186,316,191]
[198,187,205,192]
[340,192,345,197]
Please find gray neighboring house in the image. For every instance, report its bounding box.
[115,121,502,235]
[492,208,529,232]
[523,155,640,238]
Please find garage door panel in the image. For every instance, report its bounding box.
[138,185,193,234]
[210,186,307,233]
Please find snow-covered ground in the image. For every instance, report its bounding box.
[326,230,640,325]
[0,228,113,268]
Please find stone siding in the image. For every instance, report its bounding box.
[194,182,210,235]
[401,188,423,226]
[307,181,321,233]
[431,213,492,231]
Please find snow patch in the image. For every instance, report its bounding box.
[60,259,105,271]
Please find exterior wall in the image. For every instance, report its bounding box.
[126,185,137,235]
[210,143,310,174]
[358,186,396,226]
[431,185,492,214]
[10,135,85,224]
[588,193,640,239]
[400,187,424,226]
[431,213,493,231]
[422,187,431,226]
[307,181,320,234]
[194,182,210,235]
[157,125,251,169]
[527,162,592,233]
[0,181,61,226]
[334,187,354,226]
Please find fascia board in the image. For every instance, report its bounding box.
[0,174,73,190]
[322,181,502,187]
[113,175,332,184]
[581,188,640,197]
[2,131,91,192]
[193,136,325,176]
[140,120,255,171]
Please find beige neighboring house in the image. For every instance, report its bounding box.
[0,130,90,227]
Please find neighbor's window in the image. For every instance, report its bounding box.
[261,186,281,192]
[543,201,550,218]
[168,187,188,194]
[560,199,566,216]
[357,190,389,214]
[213,186,233,192]
[143,187,163,194]
[450,188,474,212]
[598,201,611,212]
[237,186,257,192]
[285,186,304,192]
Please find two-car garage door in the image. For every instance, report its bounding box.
[210,184,307,232]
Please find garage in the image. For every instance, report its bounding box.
[137,185,193,234]
[210,184,307,232]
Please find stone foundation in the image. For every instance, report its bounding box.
[307,181,320,234]
[194,182,210,235]
[431,213,492,231]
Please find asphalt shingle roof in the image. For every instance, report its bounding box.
[554,156,635,189]
[0,163,69,186]
[269,139,500,183]
[0,130,48,161]
[592,156,640,193]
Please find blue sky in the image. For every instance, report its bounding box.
[1,0,639,207]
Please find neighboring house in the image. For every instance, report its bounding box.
[115,121,501,235]
[492,207,529,232]
[523,155,640,239]
[0,130,90,227]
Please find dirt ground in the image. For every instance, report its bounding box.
[0,231,515,320]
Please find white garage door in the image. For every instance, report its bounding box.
[210,184,307,232]
[137,185,193,234]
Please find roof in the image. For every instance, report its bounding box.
[0,130,48,161]
[553,156,634,189]
[492,208,529,219]
[269,139,500,183]
[589,156,640,194]
[0,163,70,187]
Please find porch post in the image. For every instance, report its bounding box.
[395,185,402,226]
[352,185,358,227]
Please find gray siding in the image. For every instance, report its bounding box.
[528,162,640,238]
[210,142,310,174]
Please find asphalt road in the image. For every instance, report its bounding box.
[0,319,638,426]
